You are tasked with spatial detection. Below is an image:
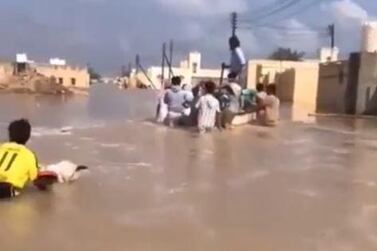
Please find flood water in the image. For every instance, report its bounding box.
[2,84,377,251]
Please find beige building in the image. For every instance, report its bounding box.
[132,52,227,90]
[0,61,13,84]
[34,63,90,89]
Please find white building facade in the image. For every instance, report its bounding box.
[136,52,227,90]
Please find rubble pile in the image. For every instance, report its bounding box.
[0,70,72,95]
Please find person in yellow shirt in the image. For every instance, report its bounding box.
[0,119,39,199]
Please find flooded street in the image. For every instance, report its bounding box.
[1,85,377,250]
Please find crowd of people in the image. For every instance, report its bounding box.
[156,74,280,133]
[156,34,280,133]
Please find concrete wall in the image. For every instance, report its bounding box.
[276,69,295,102]
[316,61,349,114]
[247,59,319,88]
[0,62,13,84]
[293,64,320,111]
[35,64,90,89]
[356,52,377,115]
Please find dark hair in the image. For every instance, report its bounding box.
[192,84,201,98]
[228,72,237,80]
[267,84,276,95]
[229,36,240,50]
[204,81,216,94]
[8,119,31,145]
[256,83,265,92]
[171,76,181,86]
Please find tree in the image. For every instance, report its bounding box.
[87,64,101,80]
[269,47,305,61]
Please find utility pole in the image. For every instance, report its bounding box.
[135,54,140,74]
[161,43,166,88]
[328,24,335,49]
[128,62,132,77]
[168,40,174,81]
[231,12,238,36]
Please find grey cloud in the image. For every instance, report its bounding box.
[0,0,375,75]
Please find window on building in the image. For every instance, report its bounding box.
[192,63,198,74]
[58,78,63,84]
[71,78,76,86]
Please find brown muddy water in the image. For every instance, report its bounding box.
[1,84,377,251]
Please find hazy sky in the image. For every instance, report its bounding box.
[0,0,376,75]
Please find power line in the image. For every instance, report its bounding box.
[239,24,329,33]
[239,0,297,22]
[240,0,302,24]
[252,0,328,26]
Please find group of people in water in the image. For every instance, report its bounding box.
[156,75,280,132]
[0,35,279,200]
[157,34,280,132]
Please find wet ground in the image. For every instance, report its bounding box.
[1,85,377,251]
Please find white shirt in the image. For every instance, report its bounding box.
[256,91,267,101]
[263,95,280,126]
[196,94,220,129]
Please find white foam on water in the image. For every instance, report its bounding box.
[250,170,271,179]
[352,180,377,188]
[80,136,95,141]
[292,189,319,198]
[32,127,72,137]
[124,145,136,152]
[142,121,158,127]
[32,122,106,138]
[359,139,377,148]
[321,163,344,170]
[332,148,351,155]
[203,149,214,155]
[60,126,73,132]
[168,187,185,195]
[282,138,311,146]
[308,125,358,136]
[228,170,271,187]
[168,183,188,195]
[349,205,377,246]
[99,143,121,148]
[116,203,199,227]
[126,162,152,168]
[291,165,315,172]
[73,122,105,130]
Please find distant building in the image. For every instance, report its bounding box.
[315,21,377,116]
[12,53,90,89]
[49,58,67,66]
[0,61,13,84]
[361,21,377,53]
[34,63,90,89]
[319,47,339,63]
[131,52,227,90]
